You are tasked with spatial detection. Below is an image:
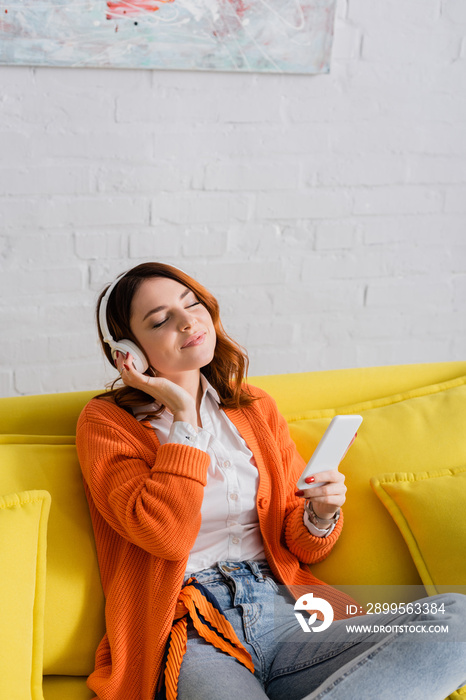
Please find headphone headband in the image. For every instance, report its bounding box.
[98,272,126,346]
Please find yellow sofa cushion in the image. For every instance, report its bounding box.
[370,467,466,596]
[371,468,466,700]
[286,375,466,599]
[42,676,94,700]
[0,440,105,676]
[251,361,466,416]
[0,490,50,700]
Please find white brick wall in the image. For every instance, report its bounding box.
[1,0,465,397]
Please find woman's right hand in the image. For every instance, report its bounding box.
[115,351,198,427]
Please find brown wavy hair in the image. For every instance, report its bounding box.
[95,262,256,413]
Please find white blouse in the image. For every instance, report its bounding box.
[133,375,332,577]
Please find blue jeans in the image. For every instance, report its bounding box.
[176,561,466,700]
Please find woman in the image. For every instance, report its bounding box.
[77,262,466,700]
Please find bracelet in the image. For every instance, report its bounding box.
[304,499,340,529]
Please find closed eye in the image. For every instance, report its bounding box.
[152,301,201,328]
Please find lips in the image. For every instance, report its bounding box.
[181,331,206,349]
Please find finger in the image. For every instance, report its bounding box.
[121,353,142,377]
[301,484,346,501]
[298,474,346,497]
[295,481,346,499]
[121,354,154,393]
[121,354,140,380]
[307,486,347,504]
[308,482,347,501]
[310,489,346,503]
[117,352,139,384]
[114,350,126,375]
[304,469,344,485]
[342,432,357,459]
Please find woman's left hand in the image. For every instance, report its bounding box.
[295,469,347,520]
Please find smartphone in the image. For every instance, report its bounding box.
[296,415,363,490]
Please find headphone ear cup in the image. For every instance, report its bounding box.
[112,340,149,374]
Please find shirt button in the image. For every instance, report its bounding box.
[230,493,239,501]
[231,537,240,544]
[223,460,231,468]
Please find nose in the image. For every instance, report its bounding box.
[177,307,196,331]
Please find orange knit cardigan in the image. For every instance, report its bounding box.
[76,385,350,700]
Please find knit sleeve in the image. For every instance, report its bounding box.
[274,404,344,564]
[76,400,210,560]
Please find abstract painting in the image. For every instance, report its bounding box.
[0,0,337,74]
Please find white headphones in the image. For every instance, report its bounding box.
[98,273,149,374]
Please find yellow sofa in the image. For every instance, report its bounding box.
[1,362,465,700]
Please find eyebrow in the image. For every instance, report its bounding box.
[142,287,192,321]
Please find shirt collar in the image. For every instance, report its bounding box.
[132,373,220,421]
[200,373,221,406]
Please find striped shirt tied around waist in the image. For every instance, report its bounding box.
[156,577,255,700]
